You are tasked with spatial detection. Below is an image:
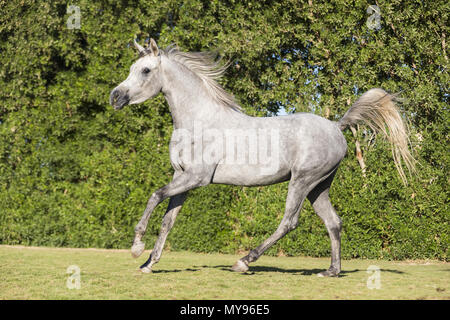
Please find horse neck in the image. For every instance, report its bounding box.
[160,57,243,129]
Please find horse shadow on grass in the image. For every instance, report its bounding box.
[150,267,201,274]
[191,265,405,278]
[146,265,405,277]
[204,265,355,277]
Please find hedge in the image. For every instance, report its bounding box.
[0,0,448,260]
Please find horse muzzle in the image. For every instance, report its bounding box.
[110,88,130,110]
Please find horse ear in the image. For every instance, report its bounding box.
[149,38,159,56]
[134,38,145,54]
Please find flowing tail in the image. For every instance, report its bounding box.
[338,88,416,184]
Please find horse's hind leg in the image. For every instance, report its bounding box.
[307,172,342,277]
[232,176,311,272]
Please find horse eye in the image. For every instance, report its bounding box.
[142,68,151,74]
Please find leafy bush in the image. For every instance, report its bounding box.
[0,0,448,260]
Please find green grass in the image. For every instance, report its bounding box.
[0,245,448,300]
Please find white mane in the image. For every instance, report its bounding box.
[163,46,242,112]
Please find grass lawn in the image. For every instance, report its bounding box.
[0,245,448,300]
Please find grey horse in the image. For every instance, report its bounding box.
[110,39,415,276]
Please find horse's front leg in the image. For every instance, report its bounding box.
[139,192,187,273]
[131,170,210,259]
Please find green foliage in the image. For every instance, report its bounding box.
[0,0,448,260]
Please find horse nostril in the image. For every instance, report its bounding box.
[110,89,120,105]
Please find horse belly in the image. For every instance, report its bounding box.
[211,164,291,187]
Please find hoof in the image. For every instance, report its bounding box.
[131,241,145,258]
[231,260,249,273]
[140,266,152,273]
[317,270,340,277]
